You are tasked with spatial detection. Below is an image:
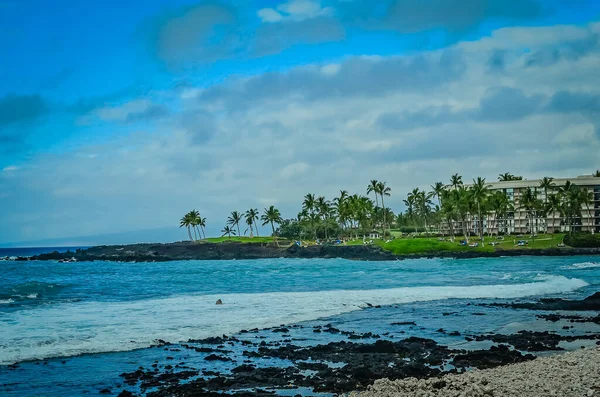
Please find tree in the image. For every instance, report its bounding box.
[471,177,490,239]
[487,191,512,235]
[450,174,463,189]
[416,190,433,232]
[245,208,259,237]
[333,190,349,234]
[221,225,236,240]
[451,187,473,243]
[377,181,391,235]
[498,173,523,181]
[261,205,283,241]
[190,210,204,240]
[593,170,600,177]
[316,196,332,240]
[578,188,594,232]
[198,216,207,239]
[403,195,418,233]
[519,187,542,236]
[431,182,445,208]
[179,212,194,242]
[227,211,242,238]
[546,193,563,233]
[367,180,380,208]
[558,181,579,234]
[539,177,555,204]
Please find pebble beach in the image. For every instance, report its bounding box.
[350,348,600,397]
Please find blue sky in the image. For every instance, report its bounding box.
[1,0,600,245]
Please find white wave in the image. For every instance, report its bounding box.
[0,299,14,305]
[561,262,600,270]
[0,275,588,365]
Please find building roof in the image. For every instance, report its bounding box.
[465,175,599,189]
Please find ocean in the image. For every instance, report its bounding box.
[1,255,600,395]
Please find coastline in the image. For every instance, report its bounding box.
[350,347,600,397]
[21,241,600,262]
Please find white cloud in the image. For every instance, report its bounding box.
[257,8,283,23]
[320,63,341,76]
[280,162,310,178]
[96,100,153,122]
[258,0,333,23]
[3,21,600,244]
[2,166,18,172]
[552,123,597,145]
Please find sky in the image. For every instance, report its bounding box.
[1,0,600,246]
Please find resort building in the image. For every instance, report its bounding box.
[440,175,600,236]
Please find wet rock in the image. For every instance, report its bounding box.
[452,345,535,369]
[488,292,600,311]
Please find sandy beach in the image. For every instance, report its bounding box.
[350,347,600,397]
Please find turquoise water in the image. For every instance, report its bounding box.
[1,255,600,395]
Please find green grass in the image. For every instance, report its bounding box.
[347,233,567,255]
[203,236,276,244]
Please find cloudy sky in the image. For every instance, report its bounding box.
[1,0,600,246]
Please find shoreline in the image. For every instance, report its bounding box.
[20,241,600,262]
[3,287,600,396]
[350,347,600,397]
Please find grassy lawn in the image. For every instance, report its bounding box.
[203,236,276,244]
[346,233,567,255]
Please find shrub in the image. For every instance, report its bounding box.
[563,233,600,248]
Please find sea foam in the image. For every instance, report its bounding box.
[0,275,588,365]
[561,262,600,270]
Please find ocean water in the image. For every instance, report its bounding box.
[1,255,600,395]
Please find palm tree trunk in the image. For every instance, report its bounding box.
[236,223,241,238]
[254,220,260,237]
[271,221,279,246]
[381,194,387,237]
[477,203,483,240]
[187,226,193,242]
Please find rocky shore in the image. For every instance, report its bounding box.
[61,292,600,397]
[22,241,600,262]
[350,347,600,397]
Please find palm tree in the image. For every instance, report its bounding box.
[450,174,463,189]
[430,182,445,208]
[245,209,259,237]
[377,181,391,235]
[261,205,283,243]
[367,180,380,208]
[539,177,555,203]
[227,211,242,238]
[519,187,543,236]
[546,193,562,233]
[558,181,578,234]
[221,225,236,240]
[593,170,600,177]
[198,216,207,239]
[179,212,194,242]
[498,173,523,181]
[333,190,349,233]
[440,191,456,239]
[403,196,416,233]
[190,210,201,241]
[452,187,472,243]
[470,177,490,239]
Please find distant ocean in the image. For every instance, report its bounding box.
[0,246,88,257]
